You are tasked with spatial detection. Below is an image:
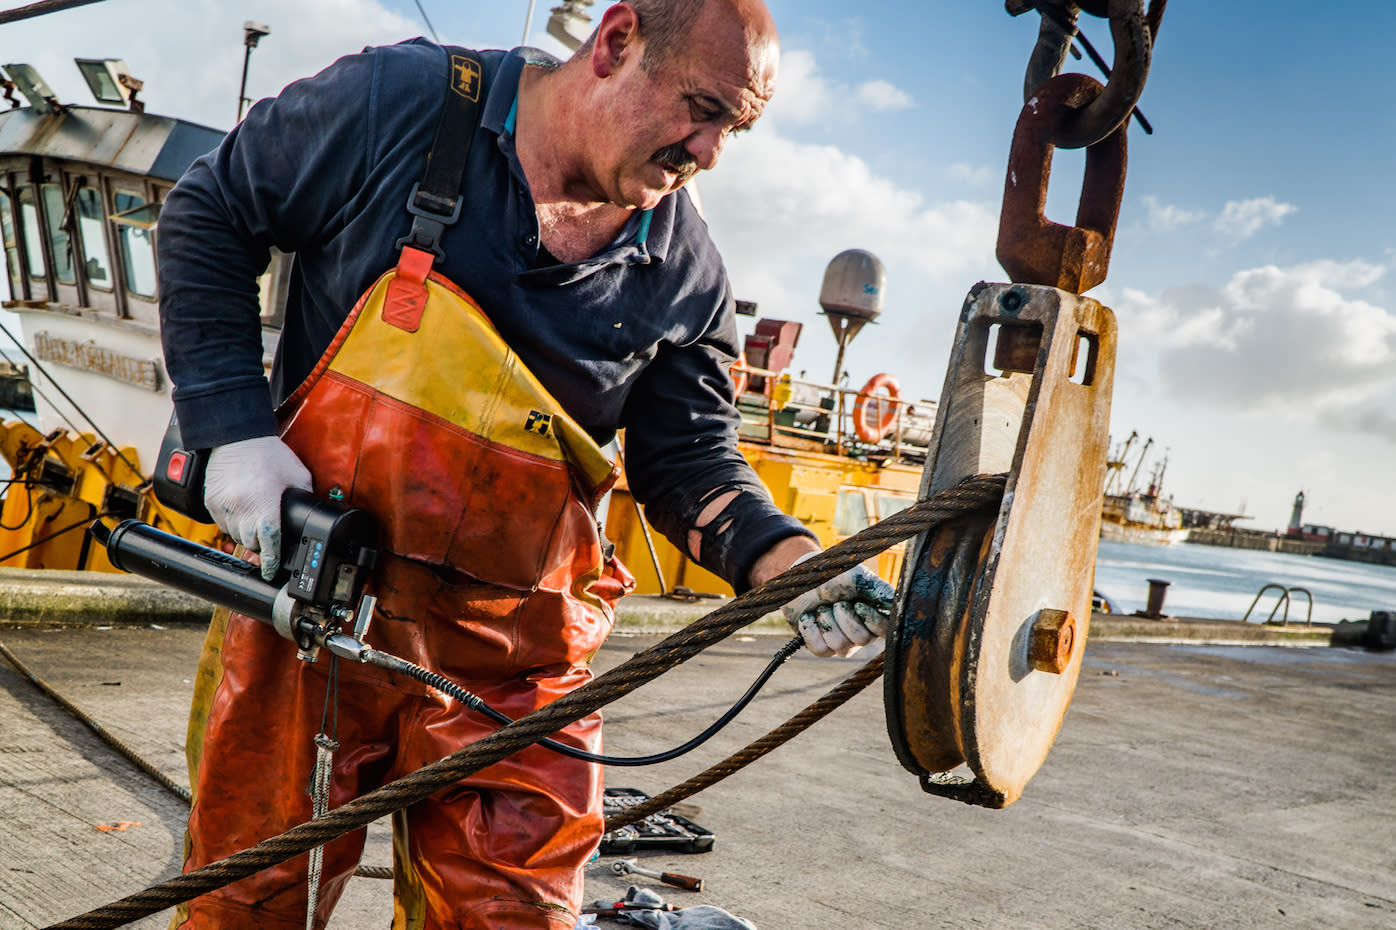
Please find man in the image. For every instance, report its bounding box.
[157,1,890,926]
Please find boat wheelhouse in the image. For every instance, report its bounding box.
[0,59,290,568]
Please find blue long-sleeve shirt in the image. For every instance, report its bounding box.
[156,40,811,589]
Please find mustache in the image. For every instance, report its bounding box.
[651,143,699,183]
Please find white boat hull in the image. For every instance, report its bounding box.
[1099,519,1190,546]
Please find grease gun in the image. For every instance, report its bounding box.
[90,489,380,662]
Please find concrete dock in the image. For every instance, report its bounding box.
[1,576,1392,929]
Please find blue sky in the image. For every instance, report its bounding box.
[8,0,1396,535]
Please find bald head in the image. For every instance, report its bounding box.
[525,0,779,211]
[585,0,779,77]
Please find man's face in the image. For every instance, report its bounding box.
[597,6,778,210]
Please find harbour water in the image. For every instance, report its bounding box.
[1093,538,1396,625]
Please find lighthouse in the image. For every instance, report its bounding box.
[1289,491,1304,536]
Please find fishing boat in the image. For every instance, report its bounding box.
[1097,432,1189,546]
[0,55,276,566]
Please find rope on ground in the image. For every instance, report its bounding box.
[603,652,886,832]
[42,473,1005,930]
[0,639,192,804]
[0,627,396,881]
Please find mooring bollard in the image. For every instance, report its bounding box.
[1143,578,1171,619]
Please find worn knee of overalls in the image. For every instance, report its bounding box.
[173,254,633,930]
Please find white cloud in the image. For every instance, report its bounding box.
[766,49,913,126]
[703,130,997,282]
[698,124,1000,402]
[1114,286,1251,352]
[5,0,421,130]
[949,162,996,188]
[1141,194,1205,232]
[1213,196,1297,241]
[1113,259,1396,419]
[767,49,829,125]
[854,79,913,112]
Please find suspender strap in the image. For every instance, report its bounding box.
[394,47,484,260]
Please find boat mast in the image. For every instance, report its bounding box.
[1125,437,1152,495]
[1104,430,1137,495]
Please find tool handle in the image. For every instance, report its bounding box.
[660,872,704,892]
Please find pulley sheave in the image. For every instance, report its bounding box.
[884,282,1116,808]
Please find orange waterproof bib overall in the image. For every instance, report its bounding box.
[175,251,633,929]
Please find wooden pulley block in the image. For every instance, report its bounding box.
[884,281,1116,808]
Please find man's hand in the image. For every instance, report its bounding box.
[204,436,313,581]
[781,552,894,658]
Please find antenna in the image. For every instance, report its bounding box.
[238,21,272,122]
[818,249,885,386]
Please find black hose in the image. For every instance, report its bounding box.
[361,636,805,767]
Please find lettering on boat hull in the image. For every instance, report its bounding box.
[33,330,163,392]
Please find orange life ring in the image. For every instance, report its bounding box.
[730,352,750,397]
[852,372,902,443]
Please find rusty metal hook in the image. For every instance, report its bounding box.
[1009,0,1156,150]
[995,72,1127,294]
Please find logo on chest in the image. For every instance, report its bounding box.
[451,55,481,101]
[525,410,553,437]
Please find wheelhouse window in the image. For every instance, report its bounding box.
[41,183,75,285]
[875,493,914,521]
[834,488,871,536]
[75,187,113,291]
[18,188,45,279]
[111,191,156,299]
[0,191,21,299]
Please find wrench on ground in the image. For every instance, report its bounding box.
[610,858,704,892]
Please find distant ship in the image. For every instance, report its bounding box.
[1098,433,1189,546]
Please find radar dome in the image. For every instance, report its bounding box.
[819,249,886,322]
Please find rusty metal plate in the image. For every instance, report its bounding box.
[885,281,1116,808]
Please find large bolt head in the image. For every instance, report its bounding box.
[1028,608,1076,674]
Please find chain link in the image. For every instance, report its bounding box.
[1008,0,1163,149]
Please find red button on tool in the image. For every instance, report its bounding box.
[166,450,189,484]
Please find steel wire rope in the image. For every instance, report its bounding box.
[8,364,96,442]
[42,474,1005,930]
[0,638,193,802]
[0,0,111,26]
[413,0,441,42]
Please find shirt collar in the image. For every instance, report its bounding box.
[488,47,676,267]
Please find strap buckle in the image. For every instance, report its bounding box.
[394,181,464,261]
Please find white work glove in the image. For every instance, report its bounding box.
[781,552,895,658]
[203,435,313,581]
